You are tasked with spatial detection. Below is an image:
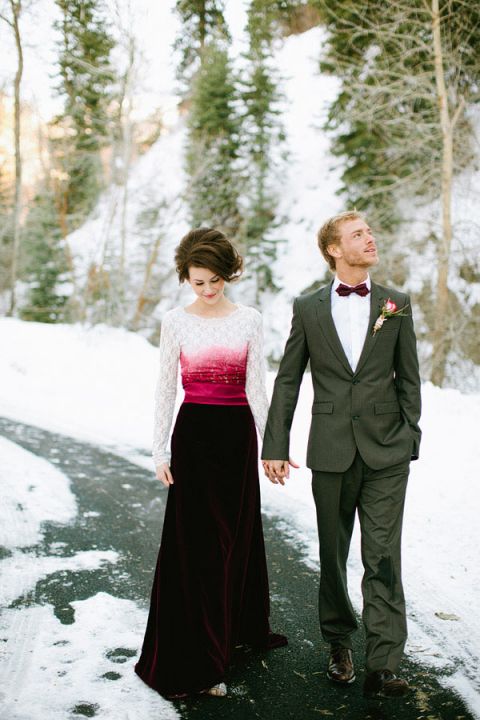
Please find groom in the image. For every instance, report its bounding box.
[262,211,421,697]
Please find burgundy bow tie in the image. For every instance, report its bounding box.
[336,282,370,297]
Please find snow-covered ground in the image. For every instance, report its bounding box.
[1,317,479,718]
[0,430,178,720]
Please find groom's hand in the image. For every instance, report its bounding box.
[261,458,299,485]
[262,460,288,485]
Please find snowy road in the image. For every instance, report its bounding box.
[0,416,475,720]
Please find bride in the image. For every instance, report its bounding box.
[135,227,287,699]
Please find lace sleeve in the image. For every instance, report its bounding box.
[152,313,180,467]
[245,309,269,439]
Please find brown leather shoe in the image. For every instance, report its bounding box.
[363,669,410,697]
[327,647,355,685]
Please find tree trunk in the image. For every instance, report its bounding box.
[131,234,162,331]
[118,36,135,293]
[7,0,23,317]
[199,3,206,51]
[119,151,130,287]
[430,0,454,387]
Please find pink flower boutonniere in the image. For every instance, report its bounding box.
[372,298,409,335]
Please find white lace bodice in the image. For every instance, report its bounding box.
[152,304,269,467]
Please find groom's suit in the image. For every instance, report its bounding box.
[262,279,421,673]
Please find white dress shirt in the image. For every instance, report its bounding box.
[331,275,371,372]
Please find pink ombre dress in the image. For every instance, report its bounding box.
[135,305,287,698]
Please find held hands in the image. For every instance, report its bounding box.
[156,463,174,487]
[261,458,300,486]
[157,459,300,487]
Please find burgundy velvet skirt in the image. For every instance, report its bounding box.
[135,402,286,698]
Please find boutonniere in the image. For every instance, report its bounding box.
[373,298,409,335]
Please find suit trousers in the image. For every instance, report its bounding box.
[311,451,409,673]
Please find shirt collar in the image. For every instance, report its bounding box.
[332,274,371,292]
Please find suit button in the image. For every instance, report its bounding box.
[352,379,359,385]
[352,415,360,420]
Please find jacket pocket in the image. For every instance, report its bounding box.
[312,401,334,415]
[374,401,401,415]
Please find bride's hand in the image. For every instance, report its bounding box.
[288,457,300,470]
[156,463,174,487]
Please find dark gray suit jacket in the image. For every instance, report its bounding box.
[262,280,422,472]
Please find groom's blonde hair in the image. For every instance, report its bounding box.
[317,210,364,271]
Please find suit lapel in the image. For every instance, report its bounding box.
[315,282,353,375]
[353,281,385,376]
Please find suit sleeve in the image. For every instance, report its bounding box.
[261,298,310,460]
[394,294,422,460]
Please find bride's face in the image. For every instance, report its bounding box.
[188,266,226,305]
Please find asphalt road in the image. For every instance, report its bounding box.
[0,416,474,720]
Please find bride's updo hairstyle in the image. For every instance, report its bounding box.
[175,227,243,283]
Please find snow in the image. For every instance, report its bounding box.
[67,121,189,314]
[1,316,480,717]
[0,318,156,452]
[0,435,76,549]
[0,407,178,719]
[0,596,178,720]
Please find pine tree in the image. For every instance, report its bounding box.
[174,0,230,89]
[20,190,70,323]
[52,0,115,228]
[175,1,244,239]
[314,1,436,231]
[240,0,287,300]
[185,42,243,235]
[0,165,13,297]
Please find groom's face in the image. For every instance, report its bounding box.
[330,219,379,270]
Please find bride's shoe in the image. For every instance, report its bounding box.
[203,682,227,697]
